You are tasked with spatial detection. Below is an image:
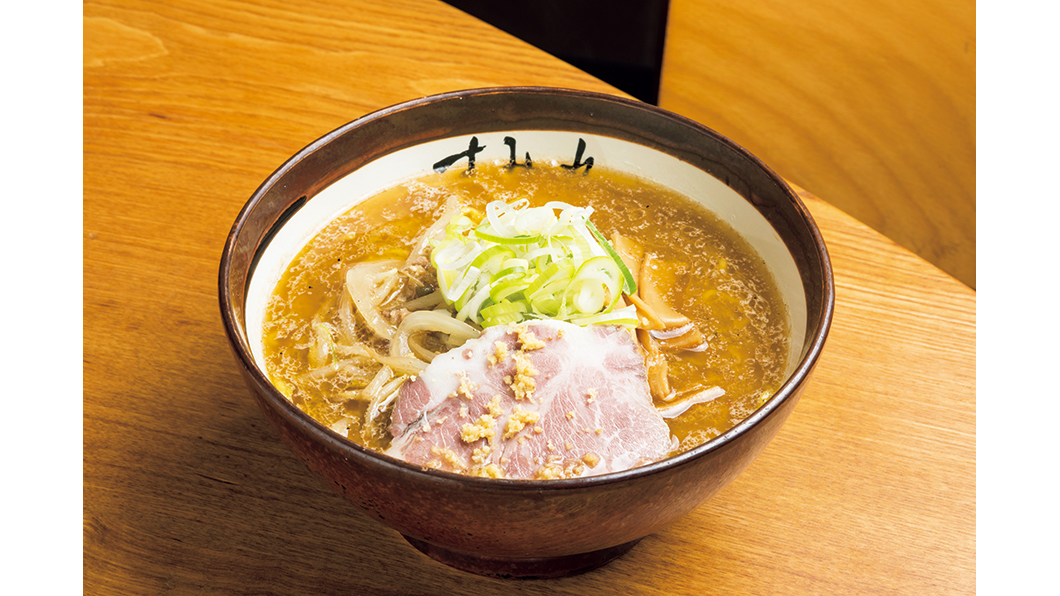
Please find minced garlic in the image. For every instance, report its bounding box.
[509,352,538,401]
[471,445,491,465]
[460,414,495,443]
[488,341,508,366]
[509,323,546,350]
[430,446,466,470]
[471,464,505,478]
[535,464,564,480]
[456,370,476,401]
[486,394,503,418]
[503,405,541,439]
[460,395,503,444]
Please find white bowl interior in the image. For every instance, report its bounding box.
[246,131,808,381]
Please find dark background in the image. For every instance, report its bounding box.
[441,0,671,104]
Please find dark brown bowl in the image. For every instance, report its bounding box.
[219,87,834,579]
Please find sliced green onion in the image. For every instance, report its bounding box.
[446,265,480,305]
[569,304,640,327]
[456,283,493,323]
[431,199,639,328]
[489,277,530,303]
[585,219,638,295]
[480,300,528,326]
[474,226,541,245]
[525,261,571,301]
[469,245,516,273]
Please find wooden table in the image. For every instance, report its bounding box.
[84,1,975,593]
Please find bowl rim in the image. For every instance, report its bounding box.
[219,86,834,491]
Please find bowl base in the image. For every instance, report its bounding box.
[402,535,641,579]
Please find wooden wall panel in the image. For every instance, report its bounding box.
[659,0,975,287]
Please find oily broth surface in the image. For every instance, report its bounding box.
[262,161,789,454]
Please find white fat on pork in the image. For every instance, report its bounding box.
[385,320,674,479]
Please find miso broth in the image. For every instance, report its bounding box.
[262,161,789,455]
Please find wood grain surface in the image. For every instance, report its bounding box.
[659,0,976,288]
[84,1,975,593]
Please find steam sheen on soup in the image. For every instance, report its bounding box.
[261,161,789,471]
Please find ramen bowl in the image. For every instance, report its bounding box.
[219,87,833,579]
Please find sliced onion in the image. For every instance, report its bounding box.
[365,369,407,424]
[407,334,444,361]
[369,353,427,376]
[308,323,336,369]
[296,360,374,383]
[390,310,481,360]
[336,290,359,343]
[345,260,402,340]
[399,290,444,311]
[404,194,462,269]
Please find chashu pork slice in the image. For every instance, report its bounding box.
[385,320,674,480]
